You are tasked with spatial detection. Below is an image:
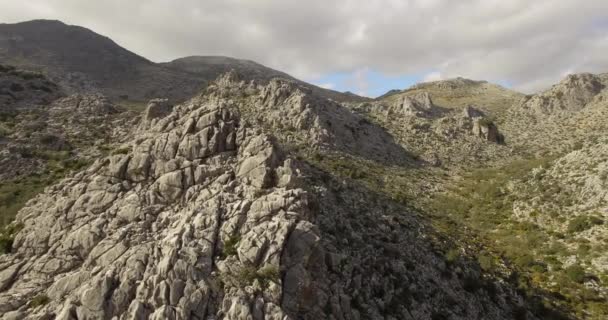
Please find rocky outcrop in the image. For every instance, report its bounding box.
[520,73,606,115]
[205,72,411,165]
[0,95,314,319]
[460,106,503,143]
[0,75,539,319]
[385,92,436,117]
[140,98,173,129]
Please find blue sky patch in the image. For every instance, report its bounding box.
[308,69,426,98]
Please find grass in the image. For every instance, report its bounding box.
[567,215,603,233]
[220,235,240,259]
[0,175,52,228]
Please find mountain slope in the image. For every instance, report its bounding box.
[0,20,366,103]
[0,20,204,102]
[163,56,370,103]
[379,77,524,116]
[501,73,608,155]
[0,74,547,319]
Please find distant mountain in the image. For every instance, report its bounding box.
[0,20,202,101]
[162,56,370,102]
[380,77,523,116]
[0,20,366,103]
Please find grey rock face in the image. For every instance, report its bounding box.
[520,73,606,115]
[386,92,436,117]
[206,72,411,166]
[0,90,316,319]
[0,74,536,320]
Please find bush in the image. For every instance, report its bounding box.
[29,294,50,308]
[221,235,240,258]
[0,223,24,254]
[568,216,603,233]
[445,248,461,264]
[223,264,280,289]
[565,265,586,283]
[477,253,495,271]
[111,147,131,155]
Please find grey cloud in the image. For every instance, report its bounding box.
[1,0,608,92]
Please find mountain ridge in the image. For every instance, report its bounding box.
[0,20,366,103]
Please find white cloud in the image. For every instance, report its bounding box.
[1,0,608,93]
[423,71,443,82]
[318,83,335,89]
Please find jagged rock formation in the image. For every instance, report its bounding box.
[206,72,410,165]
[519,73,607,115]
[459,106,503,143]
[350,92,508,167]
[502,73,608,155]
[385,92,436,117]
[0,75,541,320]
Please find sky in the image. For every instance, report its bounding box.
[1,0,608,97]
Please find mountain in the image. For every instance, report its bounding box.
[0,20,203,102]
[162,56,371,103]
[380,77,524,116]
[0,20,366,103]
[2,19,608,320]
[0,73,546,320]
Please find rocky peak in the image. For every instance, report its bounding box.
[520,73,606,115]
[204,73,411,165]
[413,77,488,91]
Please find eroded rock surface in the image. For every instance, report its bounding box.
[0,75,537,319]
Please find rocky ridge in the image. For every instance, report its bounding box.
[350,91,507,167]
[502,73,608,156]
[0,74,542,320]
[0,20,365,104]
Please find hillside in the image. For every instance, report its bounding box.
[163,56,370,103]
[0,20,366,103]
[0,73,546,320]
[379,77,524,117]
[1,19,608,320]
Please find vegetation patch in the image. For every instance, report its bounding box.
[29,294,50,308]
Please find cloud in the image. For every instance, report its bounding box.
[2,0,608,93]
[318,83,335,90]
[423,71,443,83]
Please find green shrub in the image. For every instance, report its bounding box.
[567,216,603,233]
[445,248,461,264]
[111,147,131,155]
[565,265,586,283]
[223,264,281,289]
[477,253,495,271]
[0,222,24,254]
[29,294,50,308]
[221,235,240,258]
